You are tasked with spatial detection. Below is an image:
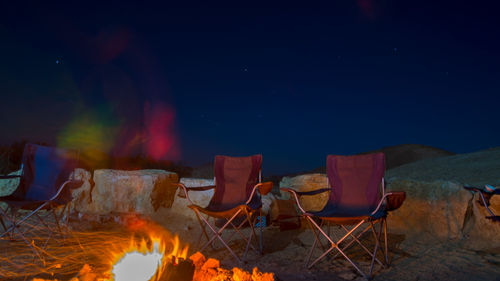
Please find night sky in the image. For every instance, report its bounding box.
[1,1,499,174]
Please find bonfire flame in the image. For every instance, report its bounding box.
[110,235,188,281]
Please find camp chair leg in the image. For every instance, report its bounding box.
[369,221,382,277]
[313,219,328,251]
[1,208,45,264]
[0,215,7,233]
[384,218,389,265]
[378,219,387,267]
[193,210,212,249]
[305,217,332,267]
[198,209,243,263]
[331,222,371,260]
[246,209,260,251]
[339,223,384,268]
[259,208,263,254]
[0,207,20,239]
[242,209,260,259]
[66,202,71,225]
[305,217,321,266]
[243,218,254,259]
[306,217,368,279]
[52,207,63,234]
[0,206,13,237]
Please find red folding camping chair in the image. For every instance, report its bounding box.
[281,153,405,278]
[0,144,83,261]
[174,155,273,263]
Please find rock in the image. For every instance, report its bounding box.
[461,191,500,249]
[386,179,472,239]
[0,169,21,196]
[279,174,329,212]
[70,168,92,213]
[386,147,500,248]
[168,178,215,220]
[261,193,275,216]
[81,169,178,215]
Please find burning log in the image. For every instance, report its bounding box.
[159,256,195,281]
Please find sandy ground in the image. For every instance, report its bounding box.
[1,213,499,281]
[150,210,500,281]
[197,226,500,281]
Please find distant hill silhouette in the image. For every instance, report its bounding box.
[386,146,500,185]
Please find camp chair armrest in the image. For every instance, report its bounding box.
[257,181,273,195]
[385,191,406,211]
[50,180,84,201]
[370,192,407,215]
[0,175,21,179]
[245,182,274,204]
[370,193,392,215]
[172,182,215,205]
[280,187,308,214]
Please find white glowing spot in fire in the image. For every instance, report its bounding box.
[112,241,163,281]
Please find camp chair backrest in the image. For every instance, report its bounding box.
[326,153,385,214]
[210,155,262,207]
[14,144,78,201]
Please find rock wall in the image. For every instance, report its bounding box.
[70,168,93,213]
[74,169,179,216]
[386,179,472,239]
[462,191,500,249]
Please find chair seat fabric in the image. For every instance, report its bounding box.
[308,205,387,222]
[205,194,262,213]
[0,195,49,210]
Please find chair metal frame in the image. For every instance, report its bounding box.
[282,175,394,279]
[174,169,272,263]
[0,145,82,262]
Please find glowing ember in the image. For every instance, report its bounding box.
[109,235,188,281]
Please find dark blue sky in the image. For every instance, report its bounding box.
[1,1,499,174]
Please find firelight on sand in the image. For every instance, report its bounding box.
[110,235,188,281]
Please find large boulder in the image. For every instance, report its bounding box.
[79,169,179,216]
[279,174,329,212]
[386,147,500,249]
[462,190,500,249]
[70,168,92,213]
[386,179,472,239]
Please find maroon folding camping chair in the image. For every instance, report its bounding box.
[281,153,405,278]
[174,155,273,263]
